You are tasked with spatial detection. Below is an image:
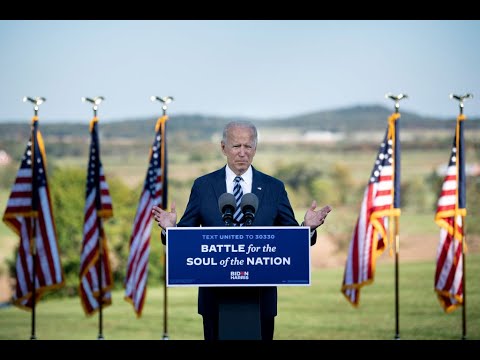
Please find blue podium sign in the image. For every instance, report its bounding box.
[166,226,311,287]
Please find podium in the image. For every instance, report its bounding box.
[166,226,311,340]
[218,287,261,340]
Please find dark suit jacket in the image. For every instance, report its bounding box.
[170,166,317,318]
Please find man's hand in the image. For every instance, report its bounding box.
[303,201,332,230]
[152,201,177,229]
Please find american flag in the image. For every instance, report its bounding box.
[79,117,114,315]
[341,113,401,306]
[2,117,64,310]
[434,115,466,313]
[124,115,168,317]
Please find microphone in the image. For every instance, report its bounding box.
[240,193,258,226]
[218,193,237,226]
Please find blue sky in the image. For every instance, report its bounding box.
[0,20,479,123]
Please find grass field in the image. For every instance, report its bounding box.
[0,255,478,340]
[1,138,479,342]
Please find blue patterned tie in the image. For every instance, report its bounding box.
[233,176,244,224]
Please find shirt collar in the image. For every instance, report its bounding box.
[225,165,252,187]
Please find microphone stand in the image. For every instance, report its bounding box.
[223,213,234,226]
[243,212,254,227]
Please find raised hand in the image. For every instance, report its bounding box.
[303,200,332,230]
[152,201,177,229]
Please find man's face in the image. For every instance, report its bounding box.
[221,126,257,176]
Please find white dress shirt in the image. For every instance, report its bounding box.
[225,165,252,195]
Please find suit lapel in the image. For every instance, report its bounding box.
[211,167,227,200]
[251,167,265,212]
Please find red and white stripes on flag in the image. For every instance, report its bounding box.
[2,116,64,310]
[341,113,401,306]
[124,115,168,317]
[434,114,466,313]
[79,117,114,316]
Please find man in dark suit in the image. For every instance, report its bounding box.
[152,120,332,340]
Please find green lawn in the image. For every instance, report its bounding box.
[1,143,479,341]
[1,255,478,340]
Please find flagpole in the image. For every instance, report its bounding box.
[461,221,467,339]
[97,220,104,340]
[385,93,407,340]
[30,218,37,340]
[82,96,106,340]
[22,97,46,340]
[450,93,472,340]
[30,112,38,341]
[151,96,174,340]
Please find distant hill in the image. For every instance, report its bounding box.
[0,104,478,142]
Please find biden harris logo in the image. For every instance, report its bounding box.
[230,271,249,280]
